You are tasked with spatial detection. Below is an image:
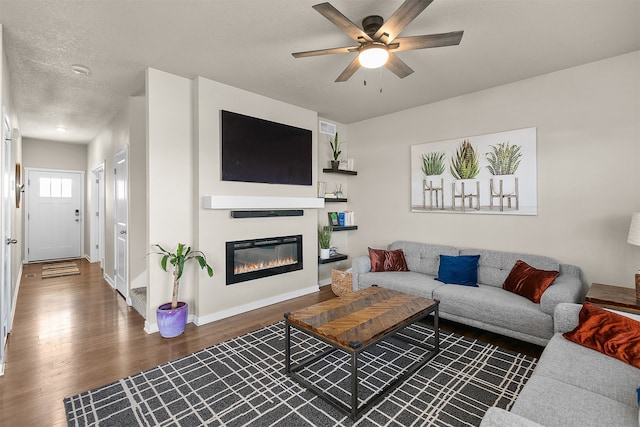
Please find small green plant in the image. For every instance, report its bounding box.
[420,152,446,176]
[450,140,480,180]
[486,142,522,175]
[151,243,214,309]
[330,133,342,161]
[318,226,332,249]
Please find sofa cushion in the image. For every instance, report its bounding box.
[535,333,640,407]
[435,254,480,286]
[511,375,638,427]
[388,241,458,276]
[357,271,443,299]
[460,249,559,288]
[503,260,559,303]
[434,284,553,340]
[563,302,640,369]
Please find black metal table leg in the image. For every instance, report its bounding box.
[351,351,358,420]
[284,321,291,374]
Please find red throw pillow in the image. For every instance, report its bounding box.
[502,260,558,303]
[368,248,408,272]
[563,303,640,369]
[384,249,408,272]
[368,248,386,272]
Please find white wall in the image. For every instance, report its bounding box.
[146,69,194,323]
[87,96,146,289]
[317,118,351,283]
[347,51,640,289]
[193,77,319,324]
[22,138,87,171]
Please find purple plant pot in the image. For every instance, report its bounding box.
[156,302,188,338]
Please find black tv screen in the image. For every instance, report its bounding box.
[221,110,312,186]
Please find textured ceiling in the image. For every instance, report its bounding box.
[0,0,639,143]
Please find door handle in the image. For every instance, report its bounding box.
[6,238,17,245]
[120,230,127,235]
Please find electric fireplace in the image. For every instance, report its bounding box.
[226,235,303,285]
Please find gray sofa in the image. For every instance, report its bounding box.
[480,303,640,427]
[351,241,583,346]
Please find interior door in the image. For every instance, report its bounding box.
[1,115,12,369]
[114,149,128,298]
[26,169,83,262]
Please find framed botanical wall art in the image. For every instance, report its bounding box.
[411,127,537,215]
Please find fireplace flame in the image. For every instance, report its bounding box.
[234,257,297,275]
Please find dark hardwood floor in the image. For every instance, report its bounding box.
[0,259,542,426]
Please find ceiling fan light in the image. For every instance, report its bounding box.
[359,45,389,69]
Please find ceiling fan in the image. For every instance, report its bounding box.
[292,0,463,82]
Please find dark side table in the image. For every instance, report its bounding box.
[585,283,640,314]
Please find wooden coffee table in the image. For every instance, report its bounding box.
[284,286,439,420]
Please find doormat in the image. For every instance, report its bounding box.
[42,262,80,279]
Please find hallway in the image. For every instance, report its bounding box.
[0,259,334,425]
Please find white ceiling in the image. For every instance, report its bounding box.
[0,0,638,143]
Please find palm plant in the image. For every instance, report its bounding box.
[486,142,522,175]
[151,243,214,309]
[450,140,480,180]
[420,151,446,176]
[318,226,332,249]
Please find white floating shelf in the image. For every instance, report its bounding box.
[203,195,325,210]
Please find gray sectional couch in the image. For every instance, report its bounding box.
[351,241,584,346]
[481,303,640,427]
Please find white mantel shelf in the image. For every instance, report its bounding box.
[203,195,325,210]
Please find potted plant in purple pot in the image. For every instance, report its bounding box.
[151,243,214,338]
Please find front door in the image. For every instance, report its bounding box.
[26,169,83,262]
[114,148,128,298]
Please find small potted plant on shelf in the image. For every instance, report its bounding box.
[318,226,332,259]
[150,243,214,338]
[329,132,342,170]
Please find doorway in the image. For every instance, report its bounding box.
[25,169,84,262]
[90,164,105,269]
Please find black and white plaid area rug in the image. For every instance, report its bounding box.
[64,322,536,426]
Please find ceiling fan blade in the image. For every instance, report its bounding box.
[373,0,433,43]
[313,2,372,42]
[394,31,464,51]
[292,45,359,58]
[335,56,361,82]
[385,53,414,79]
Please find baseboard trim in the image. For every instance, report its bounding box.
[318,277,331,286]
[10,264,23,333]
[194,285,319,327]
[103,274,115,289]
[143,286,319,334]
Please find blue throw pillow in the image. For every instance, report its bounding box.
[435,254,480,287]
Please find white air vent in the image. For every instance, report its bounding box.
[319,120,336,136]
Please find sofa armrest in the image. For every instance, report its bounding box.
[480,407,545,427]
[539,264,583,316]
[553,302,582,333]
[351,256,371,291]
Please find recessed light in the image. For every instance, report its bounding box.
[56,126,68,132]
[70,64,91,76]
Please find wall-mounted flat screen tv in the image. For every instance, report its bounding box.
[221,110,312,186]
